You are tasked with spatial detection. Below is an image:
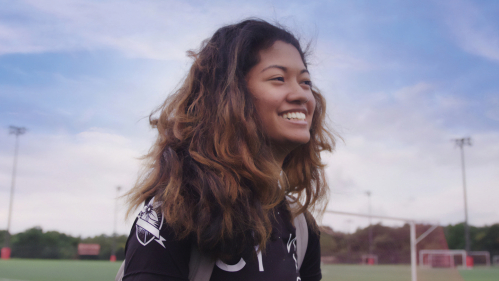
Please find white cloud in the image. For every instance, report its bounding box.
[392,82,433,102]
[0,0,213,58]
[0,128,144,236]
[0,0,314,59]
[484,94,499,122]
[440,0,499,62]
[323,132,499,231]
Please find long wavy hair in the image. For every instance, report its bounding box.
[126,19,336,260]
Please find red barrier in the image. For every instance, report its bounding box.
[1,247,11,260]
[78,243,100,256]
[466,256,474,268]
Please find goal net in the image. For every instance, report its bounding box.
[361,254,379,265]
[419,249,466,268]
[469,251,491,266]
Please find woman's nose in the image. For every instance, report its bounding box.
[287,81,312,104]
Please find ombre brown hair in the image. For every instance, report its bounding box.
[126,19,336,260]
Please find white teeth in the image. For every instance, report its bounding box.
[280,112,306,121]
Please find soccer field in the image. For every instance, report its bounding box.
[0,259,497,281]
[0,259,121,281]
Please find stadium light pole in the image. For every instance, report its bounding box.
[453,137,472,253]
[110,186,121,262]
[366,191,373,255]
[1,126,27,260]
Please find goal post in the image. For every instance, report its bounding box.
[469,251,491,266]
[322,209,439,281]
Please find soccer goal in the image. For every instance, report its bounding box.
[419,249,467,268]
[323,209,439,281]
[493,255,499,266]
[469,251,491,266]
[361,254,378,265]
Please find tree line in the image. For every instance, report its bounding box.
[0,227,127,260]
[320,222,499,264]
[1,222,498,262]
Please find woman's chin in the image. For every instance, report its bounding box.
[272,137,311,154]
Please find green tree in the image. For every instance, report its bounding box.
[0,229,7,246]
[11,227,79,259]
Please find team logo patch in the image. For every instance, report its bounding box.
[136,198,166,248]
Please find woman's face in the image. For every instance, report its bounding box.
[246,40,316,154]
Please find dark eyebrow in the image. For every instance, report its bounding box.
[261,65,287,73]
[260,65,309,74]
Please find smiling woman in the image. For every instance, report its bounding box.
[119,19,336,281]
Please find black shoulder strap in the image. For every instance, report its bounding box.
[188,244,215,281]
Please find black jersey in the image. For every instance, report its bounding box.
[123,199,321,281]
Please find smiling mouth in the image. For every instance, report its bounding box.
[280,112,306,121]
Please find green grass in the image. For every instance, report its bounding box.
[322,264,411,281]
[321,264,499,281]
[0,259,497,281]
[458,267,499,281]
[0,259,122,281]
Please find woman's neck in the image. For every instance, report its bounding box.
[271,145,293,168]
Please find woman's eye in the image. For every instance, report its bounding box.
[302,80,313,87]
[271,77,285,82]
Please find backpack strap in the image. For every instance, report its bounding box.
[294,212,309,270]
[188,244,215,281]
[115,260,125,281]
[287,196,309,270]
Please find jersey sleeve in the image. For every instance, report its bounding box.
[299,219,322,281]
[123,200,191,281]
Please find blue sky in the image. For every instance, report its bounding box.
[1,0,498,237]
